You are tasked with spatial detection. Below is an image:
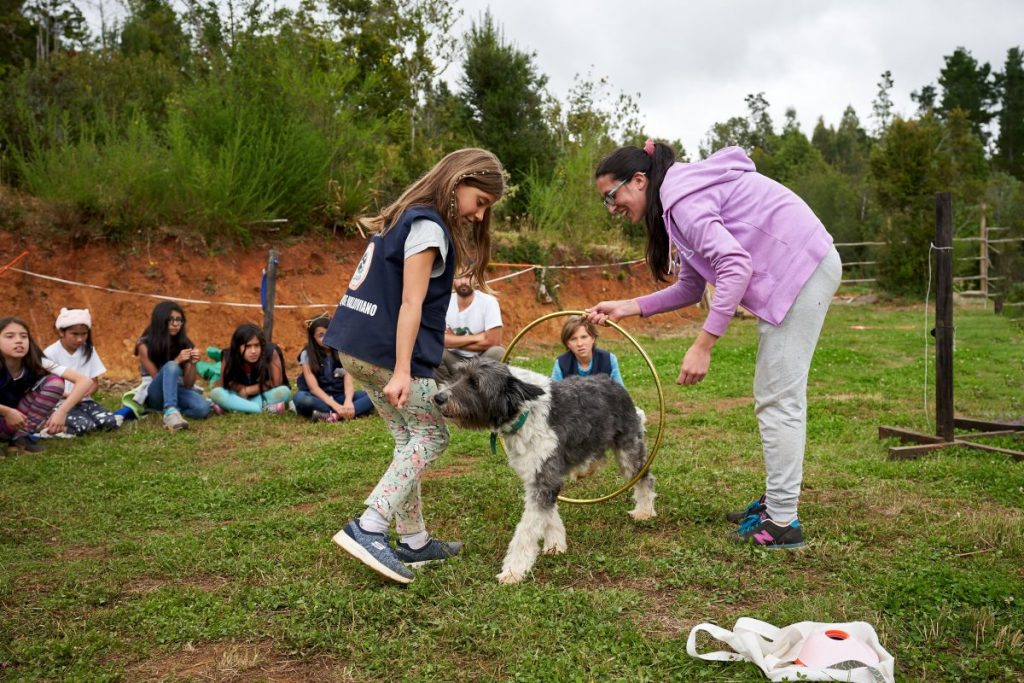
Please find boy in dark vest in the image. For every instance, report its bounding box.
[551,315,624,386]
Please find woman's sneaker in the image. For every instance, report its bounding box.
[729,515,806,549]
[394,538,463,567]
[162,409,189,431]
[725,494,767,523]
[312,410,338,423]
[332,520,415,584]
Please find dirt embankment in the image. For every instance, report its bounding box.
[1,235,699,381]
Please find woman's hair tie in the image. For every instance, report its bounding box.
[643,138,655,156]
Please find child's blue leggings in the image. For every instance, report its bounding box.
[209,385,292,414]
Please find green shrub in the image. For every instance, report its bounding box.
[524,136,620,247]
[12,113,174,240]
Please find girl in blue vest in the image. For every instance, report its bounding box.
[551,315,625,386]
[326,148,506,584]
[209,323,292,415]
[293,315,373,421]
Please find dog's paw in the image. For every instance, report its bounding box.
[629,508,657,521]
[496,569,525,585]
[542,539,567,555]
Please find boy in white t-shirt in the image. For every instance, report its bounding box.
[440,274,505,374]
[42,308,120,437]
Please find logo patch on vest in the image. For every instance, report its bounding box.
[348,242,375,292]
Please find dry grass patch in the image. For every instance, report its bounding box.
[123,639,354,682]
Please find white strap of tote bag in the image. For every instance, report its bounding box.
[686,618,894,683]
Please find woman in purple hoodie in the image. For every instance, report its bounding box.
[585,140,842,550]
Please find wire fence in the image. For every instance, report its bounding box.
[835,223,1023,321]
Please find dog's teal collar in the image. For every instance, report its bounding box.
[489,410,530,455]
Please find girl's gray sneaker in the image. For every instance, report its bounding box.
[332,520,415,584]
[162,409,189,431]
[394,538,463,567]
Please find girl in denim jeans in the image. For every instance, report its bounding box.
[133,301,211,430]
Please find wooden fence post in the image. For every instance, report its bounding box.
[263,250,279,343]
[979,204,988,298]
[935,193,954,441]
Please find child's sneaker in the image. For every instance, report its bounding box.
[312,410,338,423]
[162,409,189,431]
[729,515,806,549]
[332,520,415,584]
[211,403,225,416]
[394,538,463,567]
[264,402,286,415]
[11,436,45,453]
[725,494,767,523]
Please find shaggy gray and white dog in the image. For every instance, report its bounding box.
[434,357,655,584]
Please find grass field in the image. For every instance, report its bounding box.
[1,304,1022,682]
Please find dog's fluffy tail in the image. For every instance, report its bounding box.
[635,407,646,428]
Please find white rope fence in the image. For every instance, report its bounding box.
[6,258,646,309]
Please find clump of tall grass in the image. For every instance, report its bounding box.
[11,111,175,240]
[163,81,332,240]
[523,135,639,260]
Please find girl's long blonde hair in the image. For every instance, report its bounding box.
[359,148,506,289]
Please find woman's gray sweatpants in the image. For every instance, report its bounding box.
[754,246,842,522]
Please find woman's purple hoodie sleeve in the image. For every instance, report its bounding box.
[636,193,753,337]
[636,146,833,338]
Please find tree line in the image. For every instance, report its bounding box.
[1,0,1021,298]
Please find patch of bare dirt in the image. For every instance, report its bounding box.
[122,640,353,682]
[420,457,479,481]
[0,233,697,382]
[123,573,231,595]
[61,543,112,562]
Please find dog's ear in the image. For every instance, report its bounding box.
[506,374,545,404]
[434,363,453,386]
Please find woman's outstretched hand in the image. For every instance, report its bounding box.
[584,299,641,326]
[676,331,719,385]
[677,344,711,385]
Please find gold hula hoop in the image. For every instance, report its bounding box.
[499,310,666,505]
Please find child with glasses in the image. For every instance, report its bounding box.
[325,148,507,584]
[131,301,211,430]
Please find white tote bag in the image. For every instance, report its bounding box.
[686,617,895,683]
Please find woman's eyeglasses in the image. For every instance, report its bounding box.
[168,316,184,325]
[602,176,632,208]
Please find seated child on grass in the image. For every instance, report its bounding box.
[1,316,93,453]
[42,308,120,437]
[293,315,373,421]
[209,323,292,414]
[551,315,625,386]
[132,301,211,431]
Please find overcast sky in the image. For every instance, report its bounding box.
[447,0,1023,155]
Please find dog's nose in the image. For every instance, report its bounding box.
[433,392,448,406]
